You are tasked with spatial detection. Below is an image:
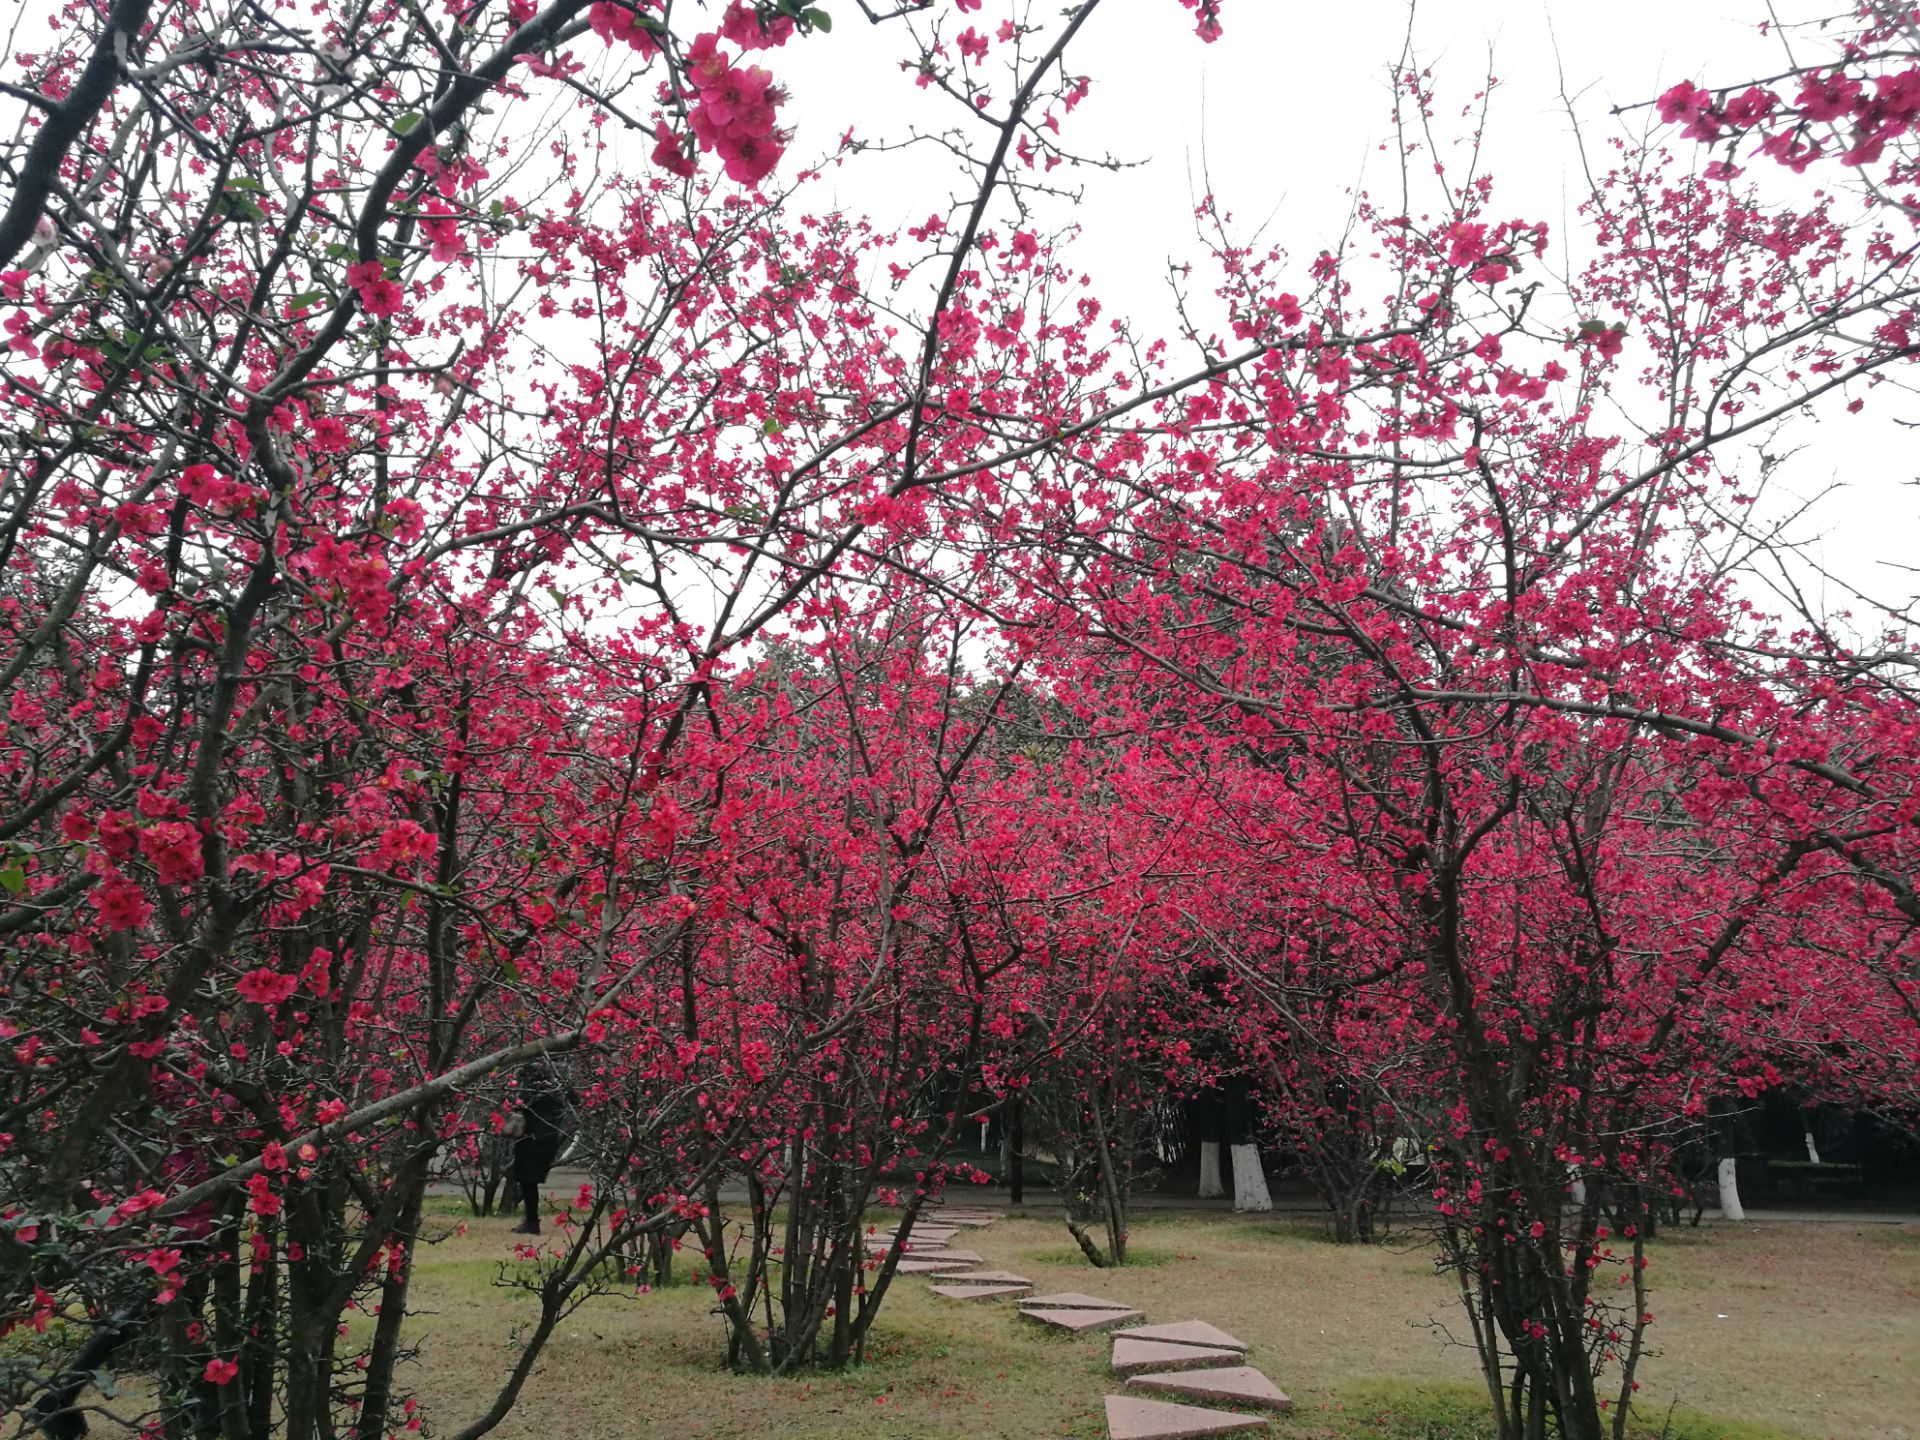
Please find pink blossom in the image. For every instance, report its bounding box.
[651,122,696,178]
[587,2,659,55]
[345,259,404,318]
[1655,81,1712,125]
[1796,71,1862,123]
[719,2,793,51]
[420,206,464,263]
[374,819,436,871]
[236,968,299,1006]
[92,876,152,932]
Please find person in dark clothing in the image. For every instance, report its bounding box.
[508,1062,572,1235]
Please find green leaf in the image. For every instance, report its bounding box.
[392,112,424,136]
[0,866,24,894]
[214,191,266,223]
[288,289,327,309]
[324,242,354,261]
[223,176,263,192]
[804,7,832,30]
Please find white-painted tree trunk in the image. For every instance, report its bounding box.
[1569,1170,1587,1207]
[980,1116,991,1153]
[1803,1130,1822,1164]
[1716,1156,1745,1221]
[1230,1143,1273,1212]
[1197,1140,1226,1199]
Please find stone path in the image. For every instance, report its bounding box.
[888,1202,1290,1438]
[1020,1306,1143,1333]
[1105,1396,1270,1439]
[1110,1338,1245,1376]
[926,1281,1032,1301]
[1126,1367,1293,1412]
[1024,1291,1138,1311]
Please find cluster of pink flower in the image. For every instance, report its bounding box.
[1661,66,1920,171]
[587,1,659,56]
[684,33,790,186]
[1174,0,1223,43]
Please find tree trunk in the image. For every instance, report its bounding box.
[1230,1143,1272,1212]
[1197,1140,1225,1199]
[1716,1157,1745,1221]
[1008,1095,1025,1206]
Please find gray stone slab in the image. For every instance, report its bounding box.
[892,1257,975,1274]
[1104,1395,1271,1439]
[1020,1306,1144,1333]
[1115,1320,1248,1352]
[867,1233,957,1252]
[927,1282,1031,1302]
[1127,1367,1292,1412]
[1110,1339,1244,1376]
[1024,1291,1137,1311]
[931,1268,1032,1285]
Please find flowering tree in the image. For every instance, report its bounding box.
[994,34,1920,1440]
[3,3,1918,1440]
[0,0,1242,1433]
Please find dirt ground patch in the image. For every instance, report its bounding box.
[397,1207,1920,1440]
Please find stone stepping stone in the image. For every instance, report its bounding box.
[1104,1395,1270,1439]
[892,1257,976,1274]
[876,1229,957,1245]
[1127,1367,1292,1413]
[1110,1339,1243,1376]
[928,1282,1031,1302]
[1025,1291,1137,1311]
[1020,1306,1144,1333]
[1115,1320,1248,1352]
[937,1213,998,1225]
[930,1268,1031,1285]
[865,1236,962,1254]
[910,1248,983,1264]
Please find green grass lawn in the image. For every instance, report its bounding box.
[394,1204,1920,1440]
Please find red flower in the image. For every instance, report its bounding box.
[203,1358,239,1386]
[345,259,404,319]
[1796,71,1862,124]
[138,821,205,887]
[587,1,659,54]
[374,820,436,872]
[92,876,152,932]
[651,122,697,179]
[719,2,793,51]
[420,206,464,263]
[1656,81,1712,125]
[245,1173,282,1218]
[235,968,299,1007]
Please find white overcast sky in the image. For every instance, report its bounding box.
[764,0,1920,639]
